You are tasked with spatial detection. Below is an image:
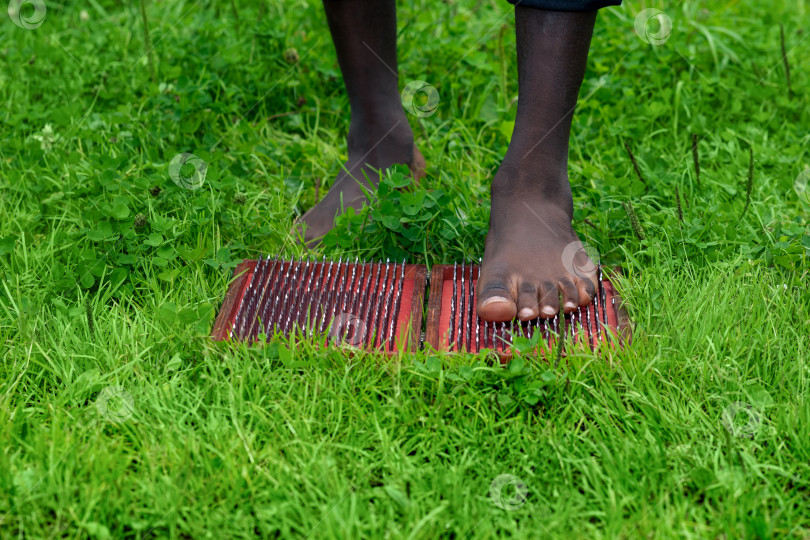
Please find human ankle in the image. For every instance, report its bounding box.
[347,111,413,159]
[492,152,571,206]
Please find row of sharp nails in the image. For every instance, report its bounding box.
[447,262,610,353]
[230,257,407,351]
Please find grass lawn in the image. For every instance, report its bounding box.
[2,0,810,537]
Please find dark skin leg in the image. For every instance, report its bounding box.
[476,7,599,322]
[299,0,425,245]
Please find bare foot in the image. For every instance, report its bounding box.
[476,163,598,322]
[474,7,600,323]
[296,116,424,246]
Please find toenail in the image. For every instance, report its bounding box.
[542,306,557,316]
[481,296,511,308]
[519,308,535,319]
[564,301,577,310]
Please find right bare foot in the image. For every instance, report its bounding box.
[296,114,424,246]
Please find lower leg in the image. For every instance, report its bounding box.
[298,0,423,245]
[476,7,599,322]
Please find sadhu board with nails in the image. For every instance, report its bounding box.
[211,258,427,353]
[423,264,632,359]
[212,259,631,359]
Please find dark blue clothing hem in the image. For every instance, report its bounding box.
[507,0,621,11]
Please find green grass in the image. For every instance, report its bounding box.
[2,0,809,537]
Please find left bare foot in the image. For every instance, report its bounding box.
[475,164,598,322]
[475,8,599,322]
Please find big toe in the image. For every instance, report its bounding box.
[476,278,517,322]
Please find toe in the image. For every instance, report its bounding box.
[516,282,541,321]
[574,276,597,307]
[559,279,579,313]
[476,277,517,322]
[538,281,559,319]
[301,224,323,248]
[295,206,328,247]
[292,219,314,246]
